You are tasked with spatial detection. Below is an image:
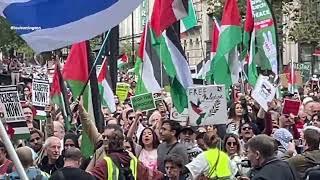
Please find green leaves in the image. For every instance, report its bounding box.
[0,17,33,56]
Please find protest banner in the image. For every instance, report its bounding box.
[170,107,188,122]
[282,99,301,116]
[252,75,276,111]
[0,85,29,139]
[32,79,50,120]
[0,86,25,122]
[32,79,50,107]
[187,85,227,126]
[131,93,156,112]
[116,83,130,103]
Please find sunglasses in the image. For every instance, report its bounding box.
[227,142,237,146]
[128,116,135,120]
[242,127,252,131]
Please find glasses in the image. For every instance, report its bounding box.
[242,127,252,131]
[227,142,237,146]
[128,116,135,120]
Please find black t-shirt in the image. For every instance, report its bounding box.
[49,167,95,180]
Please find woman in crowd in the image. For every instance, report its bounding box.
[311,112,320,128]
[226,102,244,135]
[223,134,247,179]
[137,127,160,170]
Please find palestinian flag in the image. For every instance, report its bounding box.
[50,64,72,131]
[206,0,242,90]
[62,41,95,158]
[180,0,197,33]
[135,24,161,95]
[117,53,128,68]
[202,18,220,80]
[150,0,188,36]
[243,0,258,86]
[150,27,193,113]
[97,57,116,113]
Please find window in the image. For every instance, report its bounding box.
[299,43,320,75]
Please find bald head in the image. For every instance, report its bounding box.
[16,147,33,168]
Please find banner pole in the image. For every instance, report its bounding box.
[0,115,28,180]
[77,31,111,100]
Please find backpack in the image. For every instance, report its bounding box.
[109,155,135,180]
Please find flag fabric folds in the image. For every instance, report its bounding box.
[243,0,258,86]
[50,64,72,131]
[202,18,220,80]
[135,24,162,95]
[180,0,197,33]
[206,0,242,90]
[1,0,143,53]
[62,41,94,158]
[98,57,116,113]
[150,0,188,36]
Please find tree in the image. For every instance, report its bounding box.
[284,0,320,45]
[0,17,34,57]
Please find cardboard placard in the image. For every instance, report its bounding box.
[252,75,276,111]
[0,85,25,123]
[187,85,227,126]
[282,99,301,116]
[131,93,156,112]
[32,79,50,107]
[116,83,130,103]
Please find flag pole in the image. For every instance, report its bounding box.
[77,31,111,101]
[0,115,28,180]
[290,59,294,93]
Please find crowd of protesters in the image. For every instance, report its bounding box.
[1,67,320,180]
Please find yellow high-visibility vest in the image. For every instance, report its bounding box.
[103,155,138,180]
[203,148,231,179]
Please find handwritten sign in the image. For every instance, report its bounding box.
[0,85,25,122]
[131,93,156,112]
[282,99,301,116]
[252,75,276,111]
[116,83,130,103]
[187,85,227,126]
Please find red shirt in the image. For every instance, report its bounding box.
[0,159,13,175]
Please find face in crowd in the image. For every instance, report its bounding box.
[180,129,195,145]
[29,131,43,153]
[46,137,61,162]
[165,161,181,179]
[240,123,254,140]
[23,106,34,130]
[160,122,176,142]
[224,135,240,156]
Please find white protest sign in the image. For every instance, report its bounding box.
[0,85,24,123]
[170,107,188,122]
[187,85,227,126]
[251,75,276,111]
[32,79,50,107]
